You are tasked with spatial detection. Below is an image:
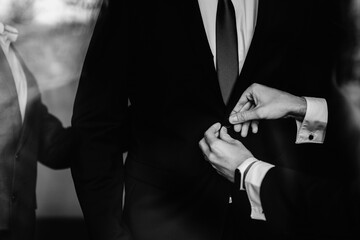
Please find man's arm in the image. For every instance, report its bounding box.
[260,1,360,236]
[228,83,327,143]
[37,101,74,169]
[199,123,360,237]
[200,83,329,219]
[71,1,132,239]
[260,166,360,238]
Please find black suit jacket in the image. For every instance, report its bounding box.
[258,1,360,238]
[261,166,360,239]
[72,1,348,239]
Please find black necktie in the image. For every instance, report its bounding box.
[216,0,239,104]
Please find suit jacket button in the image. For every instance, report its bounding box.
[309,134,314,140]
[15,153,19,161]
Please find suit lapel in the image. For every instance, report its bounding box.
[186,1,215,70]
[186,1,226,109]
[13,48,38,153]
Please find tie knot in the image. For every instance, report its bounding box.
[0,23,18,43]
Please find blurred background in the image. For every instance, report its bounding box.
[0,0,102,239]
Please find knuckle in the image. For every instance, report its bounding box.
[233,113,240,122]
[204,131,209,137]
[251,83,259,89]
[208,153,216,162]
[209,141,219,152]
[204,132,210,140]
[238,112,246,122]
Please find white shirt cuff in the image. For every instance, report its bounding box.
[237,159,274,221]
[295,97,328,144]
[237,157,258,191]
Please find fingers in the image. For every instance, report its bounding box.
[204,122,221,146]
[232,102,258,137]
[201,123,230,164]
[238,119,259,137]
[251,120,259,134]
[232,86,254,114]
[229,107,259,124]
[219,126,234,142]
[234,124,242,133]
[240,102,253,137]
[232,101,252,132]
[230,102,252,125]
[199,138,210,157]
[240,121,250,137]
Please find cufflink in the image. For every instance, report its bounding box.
[309,134,314,140]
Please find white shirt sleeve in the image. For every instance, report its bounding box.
[295,97,328,144]
[237,158,274,221]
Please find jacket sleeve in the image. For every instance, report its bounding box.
[259,3,360,236]
[37,101,75,170]
[260,166,360,238]
[71,1,132,239]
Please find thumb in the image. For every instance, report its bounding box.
[204,122,221,146]
[229,108,259,124]
[219,126,234,143]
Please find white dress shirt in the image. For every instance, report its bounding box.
[198,0,258,72]
[197,1,328,220]
[0,23,27,122]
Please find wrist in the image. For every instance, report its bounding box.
[288,96,307,121]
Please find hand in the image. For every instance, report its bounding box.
[199,123,253,182]
[229,83,307,137]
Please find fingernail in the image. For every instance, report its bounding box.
[223,128,228,135]
[229,115,238,123]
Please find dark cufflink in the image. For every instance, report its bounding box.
[309,134,314,140]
